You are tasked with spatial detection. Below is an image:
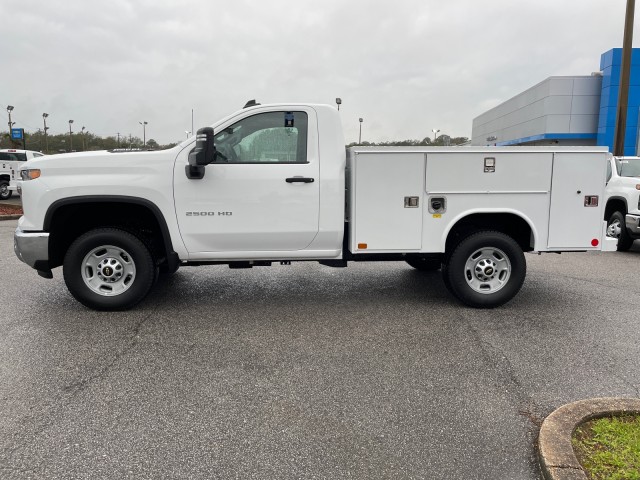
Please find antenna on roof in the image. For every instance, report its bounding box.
[243,99,260,108]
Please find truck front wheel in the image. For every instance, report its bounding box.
[606,211,634,251]
[63,228,156,311]
[0,180,12,200]
[445,231,526,308]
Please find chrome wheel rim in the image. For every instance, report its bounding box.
[81,245,136,296]
[0,184,8,197]
[464,247,511,294]
[606,219,622,238]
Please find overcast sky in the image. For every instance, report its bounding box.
[1,0,635,145]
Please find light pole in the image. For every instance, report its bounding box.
[42,113,49,153]
[7,105,14,133]
[336,98,342,111]
[68,120,74,151]
[81,126,86,151]
[185,130,191,139]
[139,121,148,146]
[7,106,15,147]
[614,0,636,156]
[359,118,363,144]
[432,128,440,142]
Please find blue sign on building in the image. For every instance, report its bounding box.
[11,128,24,140]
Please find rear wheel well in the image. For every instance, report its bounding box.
[47,201,171,269]
[604,198,627,220]
[445,213,533,256]
[0,174,9,181]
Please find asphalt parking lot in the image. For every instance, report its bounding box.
[1,218,639,480]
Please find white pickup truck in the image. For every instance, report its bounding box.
[14,103,616,310]
[0,149,46,200]
[604,156,640,250]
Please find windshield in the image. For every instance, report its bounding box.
[616,158,640,177]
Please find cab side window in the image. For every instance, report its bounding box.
[213,111,308,164]
[606,160,612,183]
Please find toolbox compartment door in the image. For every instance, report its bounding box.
[547,152,607,248]
[350,152,424,252]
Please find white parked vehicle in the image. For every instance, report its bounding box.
[14,103,616,310]
[604,156,640,250]
[0,149,46,200]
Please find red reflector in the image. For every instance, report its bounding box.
[591,239,599,247]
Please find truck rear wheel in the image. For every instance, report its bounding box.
[606,211,634,251]
[0,180,12,200]
[63,228,156,311]
[445,231,525,308]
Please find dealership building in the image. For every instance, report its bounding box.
[472,48,640,156]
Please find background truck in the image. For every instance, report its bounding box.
[604,156,640,250]
[13,103,616,311]
[0,149,46,200]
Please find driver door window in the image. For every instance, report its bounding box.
[214,111,308,164]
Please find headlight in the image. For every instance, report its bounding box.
[20,169,41,180]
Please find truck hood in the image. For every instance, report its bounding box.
[616,176,640,187]
[22,148,179,172]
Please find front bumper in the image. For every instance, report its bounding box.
[602,220,619,251]
[14,227,49,270]
[626,214,640,237]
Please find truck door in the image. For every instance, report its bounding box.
[173,109,320,254]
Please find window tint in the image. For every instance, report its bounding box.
[213,111,308,164]
[0,152,27,161]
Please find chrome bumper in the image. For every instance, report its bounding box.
[14,228,49,269]
[626,214,640,236]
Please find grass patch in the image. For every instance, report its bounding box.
[572,415,640,480]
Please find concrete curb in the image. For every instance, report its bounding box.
[538,397,640,480]
[0,215,21,221]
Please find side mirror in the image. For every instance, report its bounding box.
[186,127,215,179]
[189,127,215,166]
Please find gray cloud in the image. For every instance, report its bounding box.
[1,0,630,144]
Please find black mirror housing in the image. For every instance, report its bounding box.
[188,127,215,166]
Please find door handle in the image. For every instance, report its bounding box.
[285,177,315,183]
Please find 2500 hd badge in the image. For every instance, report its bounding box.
[186,211,233,216]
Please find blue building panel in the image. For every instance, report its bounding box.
[598,87,616,108]
[601,69,613,90]
[604,66,621,87]
[597,106,617,128]
[600,49,613,69]
[597,48,640,153]
[496,133,596,147]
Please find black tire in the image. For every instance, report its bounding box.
[0,180,12,200]
[441,260,455,296]
[607,211,634,252]
[406,256,441,271]
[63,228,156,311]
[445,231,526,308]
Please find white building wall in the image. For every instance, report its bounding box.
[472,76,602,146]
